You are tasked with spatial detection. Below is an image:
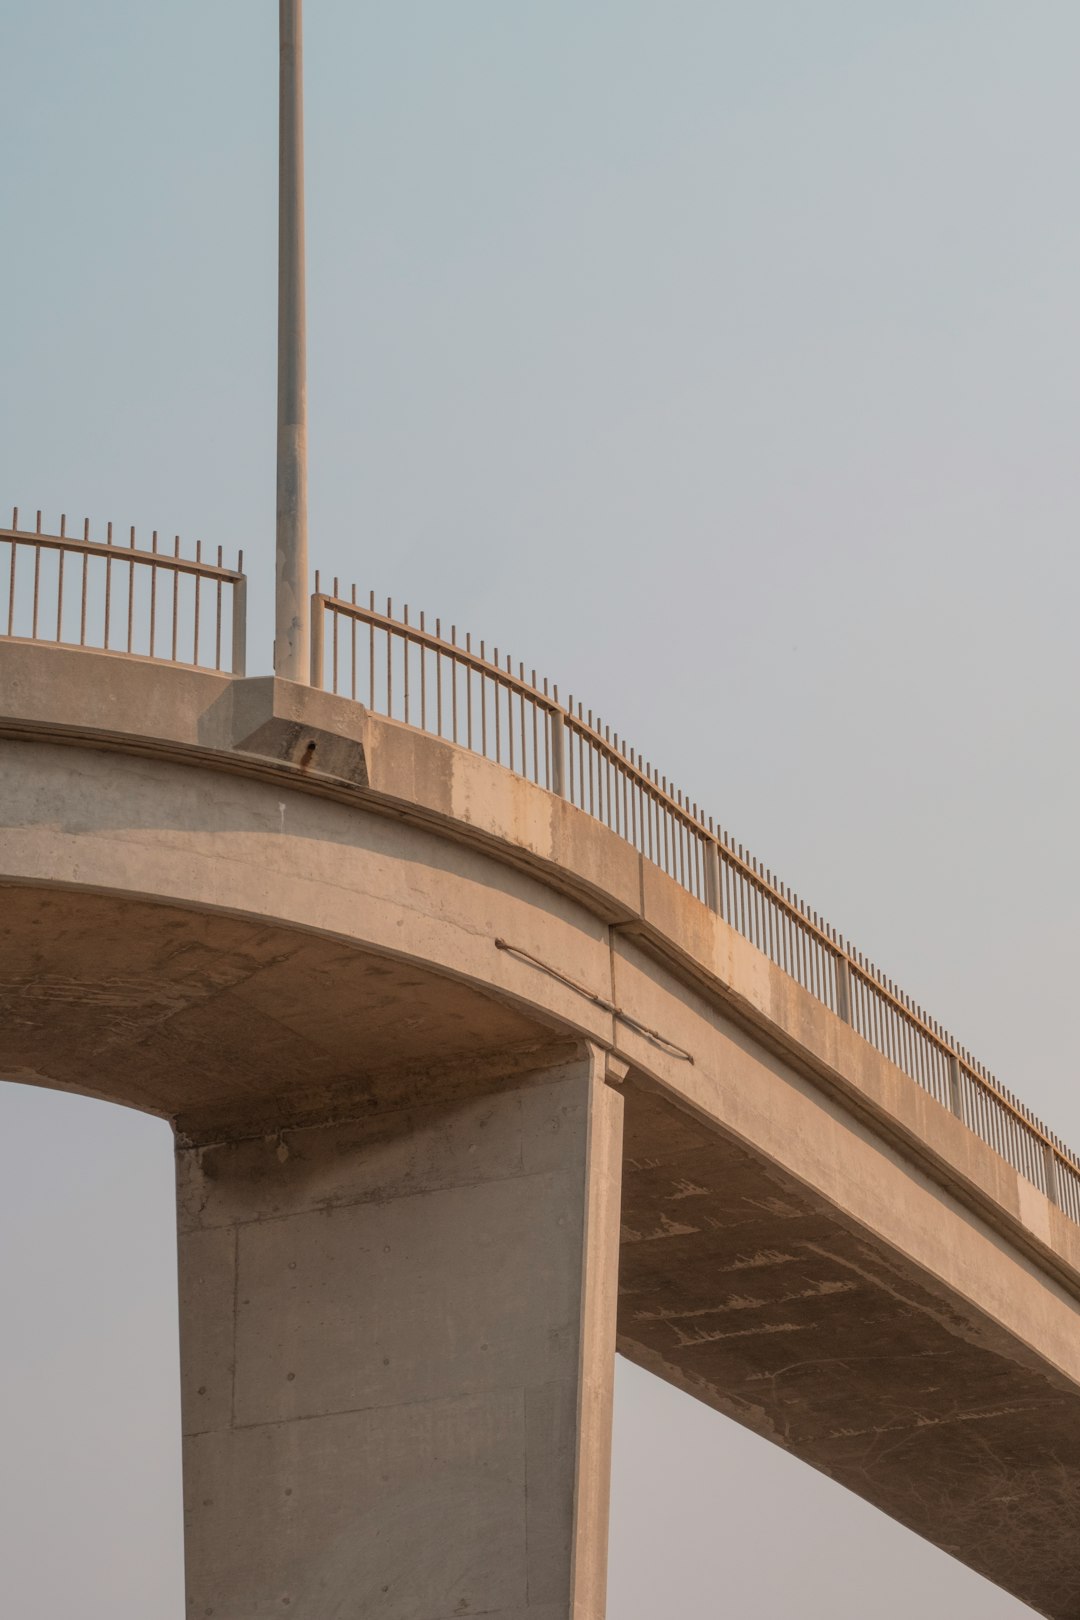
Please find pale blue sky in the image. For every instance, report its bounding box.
[4,3,1080,1614]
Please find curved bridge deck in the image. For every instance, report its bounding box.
[3,635,1080,1616]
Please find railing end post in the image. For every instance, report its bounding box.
[947,1052,964,1122]
[230,574,248,677]
[550,709,567,798]
[704,839,722,917]
[835,954,853,1025]
[309,592,324,690]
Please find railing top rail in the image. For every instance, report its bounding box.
[3,507,247,677]
[2,517,244,583]
[314,582,1080,1186]
[314,589,563,709]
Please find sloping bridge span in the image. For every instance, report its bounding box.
[2,641,1079,1618]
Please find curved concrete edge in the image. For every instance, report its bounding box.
[2,640,1078,1295]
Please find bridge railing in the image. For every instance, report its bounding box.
[7,517,1073,1221]
[1,510,246,675]
[311,581,1080,1224]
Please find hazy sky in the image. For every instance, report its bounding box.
[4,3,1080,1614]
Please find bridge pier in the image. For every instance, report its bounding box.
[175,1047,624,1620]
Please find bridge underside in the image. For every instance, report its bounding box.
[0,884,569,1140]
[618,1084,1080,1617]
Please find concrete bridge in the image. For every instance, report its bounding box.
[2,525,1080,1618]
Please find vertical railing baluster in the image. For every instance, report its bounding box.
[79,536,88,646]
[403,604,410,725]
[436,621,444,737]
[461,631,469,749]
[31,532,41,639]
[543,687,552,789]
[149,533,159,660]
[522,664,529,780]
[127,526,136,654]
[369,593,376,708]
[214,544,222,669]
[6,532,16,637]
[420,613,427,730]
[55,545,65,642]
[386,598,393,717]
[170,535,179,661]
[192,541,202,665]
[349,588,357,699]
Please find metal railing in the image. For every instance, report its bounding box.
[1,510,246,674]
[311,581,1080,1225]
[2,530,1073,1226]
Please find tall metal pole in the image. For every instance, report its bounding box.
[275,0,309,681]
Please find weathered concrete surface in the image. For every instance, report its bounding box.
[176,1049,624,1620]
[4,643,1080,1615]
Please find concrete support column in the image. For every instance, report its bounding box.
[175,1047,624,1620]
